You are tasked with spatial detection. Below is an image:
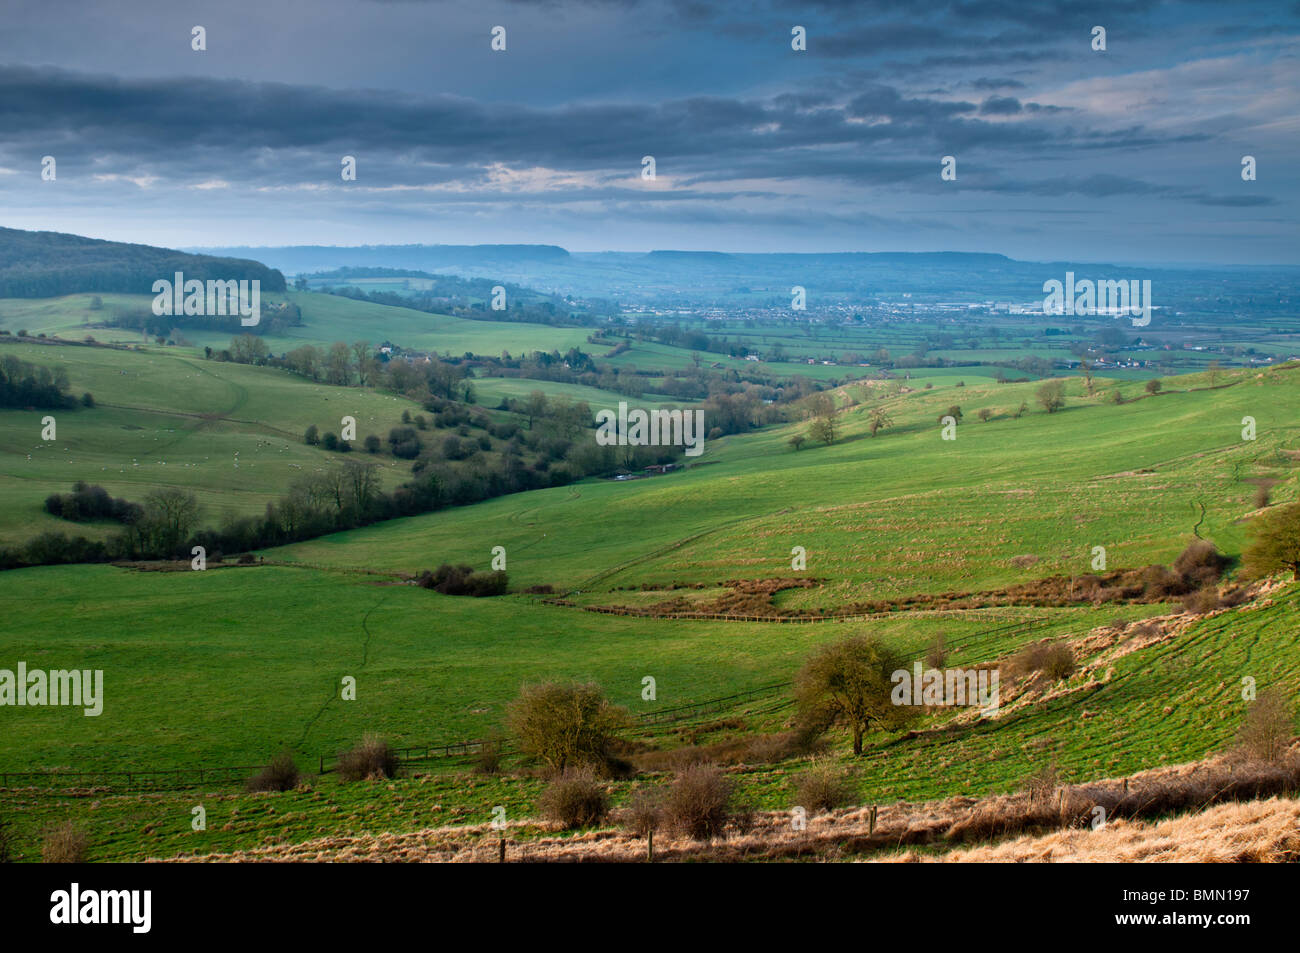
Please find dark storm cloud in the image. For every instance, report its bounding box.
[979,95,1023,114]
[969,77,1028,90]
[0,64,1172,192]
[0,0,1292,258]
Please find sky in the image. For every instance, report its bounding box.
[0,0,1297,263]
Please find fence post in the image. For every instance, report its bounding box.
[498,835,506,863]
[869,805,878,835]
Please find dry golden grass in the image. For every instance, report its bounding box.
[890,797,1300,863]
[160,752,1300,864]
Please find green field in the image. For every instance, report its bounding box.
[271,366,1299,599]
[0,339,425,544]
[1,324,1297,862]
[0,292,595,358]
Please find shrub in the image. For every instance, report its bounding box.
[1035,379,1065,413]
[363,434,381,454]
[507,681,629,775]
[80,392,94,408]
[43,482,140,524]
[622,786,664,837]
[1232,688,1296,764]
[1173,539,1229,589]
[246,750,302,792]
[337,735,398,781]
[1012,642,1076,681]
[664,763,733,840]
[1145,378,1162,395]
[416,563,508,596]
[321,432,338,451]
[1254,485,1271,509]
[304,424,320,445]
[539,769,609,829]
[1140,563,1182,598]
[41,821,88,863]
[1181,587,1223,615]
[794,761,856,813]
[387,426,422,459]
[473,737,504,776]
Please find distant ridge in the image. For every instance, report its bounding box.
[189,244,570,275]
[0,227,285,298]
[646,250,735,261]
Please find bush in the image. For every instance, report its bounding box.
[304,424,320,445]
[1181,587,1223,615]
[1254,485,1271,509]
[416,563,508,596]
[1173,539,1229,589]
[622,786,664,837]
[539,769,609,829]
[1233,688,1296,764]
[337,735,398,781]
[664,763,733,840]
[363,434,381,454]
[506,681,628,775]
[1036,379,1065,413]
[246,750,302,792]
[794,761,856,813]
[41,821,88,863]
[1140,563,1182,598]
[1012,642,1076,681]
[43,482,140,524]
[473,737,504,776]
[387,426,422,459]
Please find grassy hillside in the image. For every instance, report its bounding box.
[272,364,1300,601]
[1,355,1296,863]
[0,291,593,358]
[0,339,423,543]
